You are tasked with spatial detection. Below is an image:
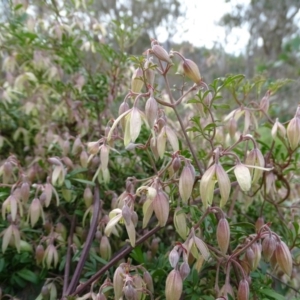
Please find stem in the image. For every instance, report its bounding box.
[69,218,173,297]
[65,183,101,295]
[172,106,203,176]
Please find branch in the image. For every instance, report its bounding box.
[65,183,101,295]
[69,218,173,297]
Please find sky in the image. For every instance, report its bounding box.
[157,0,251,55]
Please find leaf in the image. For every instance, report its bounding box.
[71,178,95,186]
[260,289,285,300]
[17,269,39,284]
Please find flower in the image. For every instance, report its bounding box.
[104,207,136,247]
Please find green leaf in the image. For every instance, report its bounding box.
[17,269,39,284]
[71,178,95,186]
[260,289,285,300]
[68,168,88,177]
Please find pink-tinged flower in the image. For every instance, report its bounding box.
[113,264,126,300]
[262,235,276,262]
[43,243,59,269]
[259,90,271,114]
[28,198,45,227]
[1,224,20,253]
[104,207,136,247]
[234,163,252,192]
[131,67,144,93]
[169,246,180,268]
[151,44,172,64]
[271,118,286,140]
[100,143,110,171]
[200,162,231,208]
[179,161,195,204]
[275,241,293,277]
[186,229,210,261]
[217,218,230,254]
[182,59,201,84]
[49,158,66,187]
[245,147,265,184]
[237,279,249,300]
[287,106,300,150]
[99,235,111,261]
[145,96,158,128]
[153,190,169,227]
[165,270,183,300]
[144,58,155,86]
[174,207,189,239]
[2,194,23,222]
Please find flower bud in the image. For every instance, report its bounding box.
[287,109,300,150]
[199,164,216,208]
[80,150,88,168]
[153,190,169,226]
[179,161,195,204]
[217,218,230,254]
[275,241,292,277]
[29,198,44,227]
[262,235,276,262]
[245,148,265,184]
[20,182,30,203]
[150,137,159,160]
[182,59,201,84]
[255,217,264,232]
[179,261,190,280]
[43,244,59,269]
[144,60,155,86]
[245,247,255,270]
[130,107,142,143]
[132,275,143,300]
[219,282,234,299]
[145,96,158,128]
[84,187,93,208]
[131,67,144,93]
[119,101,130,131]
[2,161,13,184]
[271,118,286,140]
[151,44,172,64]
[234,163,251,191]
[251,242,261,270]
[228,118,237,139]
[123,283,137,300]
[87,141,100,155]
[35,244,44,265]
[172,156,181,173]
[169,247,180,268]
[99,235,111,261]
[100,144,109,171]
[165,270,183,300]
[216,163,231,207]
[259,90,270,114]
[174,208,189,239]
[237,279,249,300]
[72,137,83,156]
[143,271,154,293]
[113,265,125,300]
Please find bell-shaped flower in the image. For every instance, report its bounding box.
[104,207,136,247]
[179,161,195,204]
[245,148,265,184]
[200,162,231,208]
[271,118,286,140]
[234,163,252,192]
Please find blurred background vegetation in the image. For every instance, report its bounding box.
[0,0,300,299]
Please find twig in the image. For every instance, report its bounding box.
[65,183,101,295]
[70,218,173,297]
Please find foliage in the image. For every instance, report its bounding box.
[0,1,300,300]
